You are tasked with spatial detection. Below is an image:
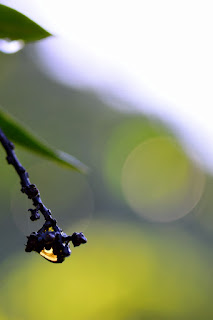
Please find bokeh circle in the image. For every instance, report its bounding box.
[122,137,205,222]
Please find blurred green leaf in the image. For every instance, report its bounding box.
[0,107,88,173]
[0,4,51,42]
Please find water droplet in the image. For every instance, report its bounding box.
[40,247,58,262]
[0,39,25,54]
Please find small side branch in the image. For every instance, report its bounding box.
[0,128,87,263]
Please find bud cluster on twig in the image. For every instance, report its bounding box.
[0,128,87,263]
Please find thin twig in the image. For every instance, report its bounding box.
[0,127,87,263]
[0,127,58,226]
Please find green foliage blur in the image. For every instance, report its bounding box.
[0,7,213,320]
[0,4,87,172]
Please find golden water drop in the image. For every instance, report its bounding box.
[40,247,58,262]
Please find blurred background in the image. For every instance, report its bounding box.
[0,1,213,319]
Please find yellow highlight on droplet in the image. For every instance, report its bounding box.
[40,248,58,262]
[122,137,205,222]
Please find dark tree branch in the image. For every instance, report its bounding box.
[0,128,57,225]
[0,128,87,263]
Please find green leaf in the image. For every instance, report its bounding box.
[0,4,51,42]
[0,107,88,174]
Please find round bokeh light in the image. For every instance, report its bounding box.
[122,137,205,222]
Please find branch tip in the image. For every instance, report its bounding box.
[0,127,87,263]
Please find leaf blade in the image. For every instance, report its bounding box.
[0,4,51,42]
[0,107,88,173]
